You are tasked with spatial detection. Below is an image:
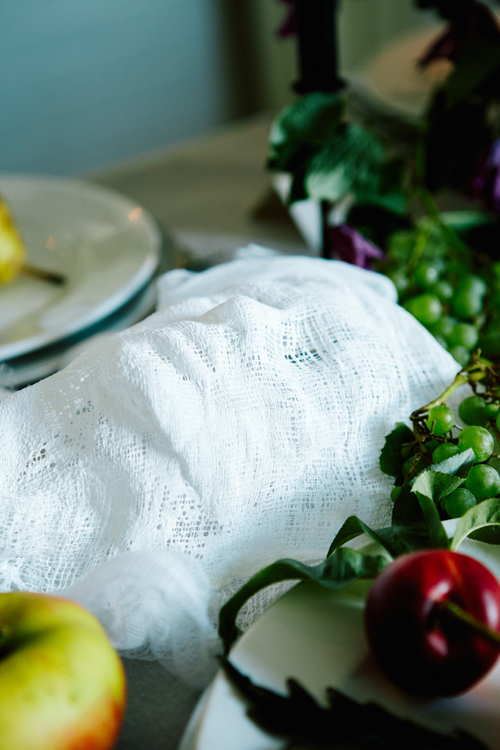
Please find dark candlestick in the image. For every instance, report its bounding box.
[294,0,343,93]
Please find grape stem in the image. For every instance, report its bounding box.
[416,186,469,253]
[412,359,489,420]
[406,222,433,275]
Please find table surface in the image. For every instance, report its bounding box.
[84,112,307,270]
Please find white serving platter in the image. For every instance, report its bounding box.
[181,539,500,750]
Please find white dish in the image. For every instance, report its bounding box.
[181,540,500,750]
[0,174,161,361]
[2,283,157,390]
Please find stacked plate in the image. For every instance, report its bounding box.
[0,175,163,389]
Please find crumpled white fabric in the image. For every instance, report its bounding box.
[0,253,460,690]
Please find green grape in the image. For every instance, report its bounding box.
[447,323,478,351]
[458,425,494,462]
[465,464,500,499]
[432,443,461,463]
[403,294,442,326]
[414,263,440,289]
[450,275,485,320]
[484,403,500,421]
[444,488,477,518]
[430,316,455,339]
[459,275,487,297]
[451,290,483,319]
[458,395,487,426]
[426,405,455,436]
[432,279,454,301]
[448,345,470,367]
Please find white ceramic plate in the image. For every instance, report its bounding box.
[0,174,161,361]
[181,539,500,750]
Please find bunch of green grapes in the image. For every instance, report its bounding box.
[381,221,500,366]
[395,392,500,520]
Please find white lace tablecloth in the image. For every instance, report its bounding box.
[0,252,460,748]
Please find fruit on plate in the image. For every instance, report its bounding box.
[0,591,126,750]
[364,550,500,697]
[0,195,26,284]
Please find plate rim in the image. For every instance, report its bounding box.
[0,173,161,361]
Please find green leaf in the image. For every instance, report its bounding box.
[438,211,492,234]
[327,515,402,559]
[392,481,424,525]
[354,152,407,217]
[451,497,500,551]
[391,483,438,551]
[268,92,344,173]
[218,548,389,655]
[379,422,414,478]
[304,124,385,203]
[416,492,450,549]
[430,448,475,477]
[221,659,488,750]
[392,520,436,552]
[468,526,500,544]
[356,189,407,217]
[326,515,366,554]
[289,169,309,204]
[412,469,465,503]
[390,455,476,551]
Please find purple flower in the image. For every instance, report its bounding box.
[327,225,384,270]
[276,0,296,38]
[470,139,500,214]
[418,0,500,66]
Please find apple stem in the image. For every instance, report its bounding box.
[440,600,500,649]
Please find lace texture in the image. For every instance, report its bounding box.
[0,254,459,688]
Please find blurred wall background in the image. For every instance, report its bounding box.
[0,0,458,176]
[0,0,231,175]
[230,0,437,114]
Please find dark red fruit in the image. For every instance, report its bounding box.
[364,550,500,697]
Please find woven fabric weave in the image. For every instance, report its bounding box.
[0,254,459,690]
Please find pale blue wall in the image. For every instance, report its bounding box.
[0,1,230,175]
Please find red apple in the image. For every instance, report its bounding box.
[364,549,500,697]
[0,592,126,750]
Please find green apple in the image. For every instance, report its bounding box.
[0,592,126,750]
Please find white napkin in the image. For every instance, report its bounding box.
[0,252,459,692]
